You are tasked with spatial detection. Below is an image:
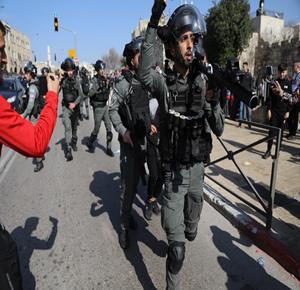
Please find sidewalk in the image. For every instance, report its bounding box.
[205,119,300,278]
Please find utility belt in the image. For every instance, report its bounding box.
[160,109,212,168]
[167,109,205,138]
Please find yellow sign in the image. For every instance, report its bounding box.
[68,49,76,59]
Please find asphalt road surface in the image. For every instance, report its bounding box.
[0,108,299,290]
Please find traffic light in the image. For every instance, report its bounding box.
[54,17,58,32]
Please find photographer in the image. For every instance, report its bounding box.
[0,20,60,289]
[262,64,291,159]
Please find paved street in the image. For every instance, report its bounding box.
[0,107,299,290]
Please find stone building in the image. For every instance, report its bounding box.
[2,21,32,74]
[240,12,300,79]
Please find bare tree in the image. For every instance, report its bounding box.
[102,48,121,71]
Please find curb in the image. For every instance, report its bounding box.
[0,148,16,177]
[203,183,300,280]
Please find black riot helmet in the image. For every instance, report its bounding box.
[158,5,206,64]
[123,36,144,65]
[94,60,106,72]
[23,61,37,77]
[41,67,50,75]
[169,5,206,41]
[61,57,76,71]
[158,4,206,43]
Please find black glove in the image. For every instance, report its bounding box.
[149,0,167,28]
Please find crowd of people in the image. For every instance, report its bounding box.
[0,0,299,289]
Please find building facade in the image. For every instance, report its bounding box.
[3,21,32,74]
[240,13,300,79]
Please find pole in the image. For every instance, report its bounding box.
[60,26,77,56]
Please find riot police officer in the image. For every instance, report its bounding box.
[22,61,45,172]
[109,37,151,249]
[87,60,114,157]
[139,1,224,289]
[79,66,90,120]
[60,58,83,161]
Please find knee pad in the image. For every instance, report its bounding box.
[107,131,113,142]
[167,242,185,274]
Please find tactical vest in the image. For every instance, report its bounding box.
[118,71,151,143]
[92,76,109,104]
[62,77,78,105]
[160,71,212,167]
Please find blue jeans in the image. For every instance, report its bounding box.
[239,101,252,122]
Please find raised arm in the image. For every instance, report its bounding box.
[138,0,166,95]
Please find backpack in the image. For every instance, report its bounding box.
[0,226,23,290]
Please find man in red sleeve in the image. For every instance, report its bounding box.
[0,20,60,289]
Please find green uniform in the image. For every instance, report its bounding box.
[88,75,113,151]
[61,75,83,150]
[108,72,146,230]
[139,26,225,289]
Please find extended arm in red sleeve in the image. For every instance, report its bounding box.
[0,90,58,157]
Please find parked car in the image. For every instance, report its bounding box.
[0,77,26,113]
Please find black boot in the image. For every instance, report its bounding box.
[66,148,73,161]
[34,161,44,172]
[119,228,129,249]
[87,134,97,152]
[262,150,271,159]
[106,132,113,157]
[184,229,197,242]
[71,137,78,152]
[71,142,78,152]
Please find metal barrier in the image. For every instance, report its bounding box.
[204,119,281,230]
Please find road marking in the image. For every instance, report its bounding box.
[0,148,17,184]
